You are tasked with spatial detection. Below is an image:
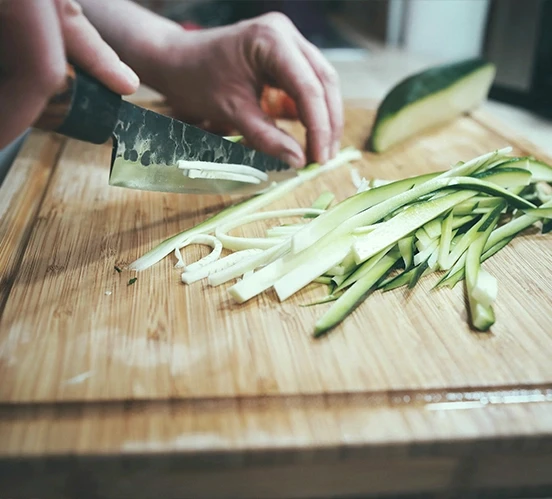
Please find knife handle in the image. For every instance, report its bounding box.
[34,63,122,144]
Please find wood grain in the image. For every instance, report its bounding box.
[1,103,552,498]
[0,131,65,314]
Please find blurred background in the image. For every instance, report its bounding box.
[135,0,552,116]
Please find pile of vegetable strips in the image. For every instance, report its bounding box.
[128,146,552,337]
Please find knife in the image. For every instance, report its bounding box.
[33,63,296,195]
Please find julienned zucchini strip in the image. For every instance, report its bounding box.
[129,146,552,338]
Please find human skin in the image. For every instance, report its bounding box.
[0,0,343,168]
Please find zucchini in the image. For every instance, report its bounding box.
[314,250,401,337]
[498,156,552,182]
[369,58,496,153]
[464,205,502,331]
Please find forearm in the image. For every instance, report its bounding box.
[77,0,184,88]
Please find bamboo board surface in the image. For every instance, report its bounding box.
[1,102,552,498]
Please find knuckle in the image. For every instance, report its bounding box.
[321,66,339,87]
[61,0,83,16]
[248,21,281,44]
[259,11,293,28]
[301,81,324,100]
[246,12,294,43]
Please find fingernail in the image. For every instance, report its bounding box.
[119,60,140,89]
[282,152,304,169]
[331,140,341,157]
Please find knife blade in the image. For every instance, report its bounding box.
[33,63,296,195]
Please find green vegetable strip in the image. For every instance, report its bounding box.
[521,207,552,219]
[380,261,429,291]
[497,156,552,182]
[438,199,552,288]
[334,246,393,292]
[223,135,244,143]
[353,190,478,264]
[441,236,515,289]
[328,252,358,277]
[304,191,335,218]
[464,207,502,331]
[229,169,534,304]
[437,148,512,179]
[415,227,434,249]
[291,172,440,254]
[438,210,454,270]
[292,165,531,258]
[314,251,401,337]
[273,235,355,301]
[380,267,415,291]
[300,292,344,307]
[313,276,333,285]
[423,217,443,239]
[129,147,361,271]
[398,235,415,270]
[414,238,439,267]
[331,269,355,287]
[408,258,431,289]
[442,203,503,271]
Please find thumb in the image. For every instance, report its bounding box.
[230,99,306,169]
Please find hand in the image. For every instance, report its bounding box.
[0,0,140,150]
[152,13,343,168]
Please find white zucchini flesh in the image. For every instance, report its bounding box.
[177,160,269,182]
[173,235,222,270]
[265,225,305,238]
[471,268,498,307]
[208,241,290,287]
[350,168,363,189]
[186,169,261,185]
[273,234,355,301]
[129,147,362,272]
[182,249,263,284]
[215,208,324,251]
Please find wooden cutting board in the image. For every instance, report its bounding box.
[1,101,552,499]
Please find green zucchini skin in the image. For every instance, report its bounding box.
[368,58,496,153]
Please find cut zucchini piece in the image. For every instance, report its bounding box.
[464,207,501,331]
[498,156,552,182]
[369,58,496,153]
[314,251,401,337]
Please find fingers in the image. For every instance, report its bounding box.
[244,13,341,165]
[297,38,344,159]
[227,96,306,169]
[0,0,66,148]
[54,0,139,96]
